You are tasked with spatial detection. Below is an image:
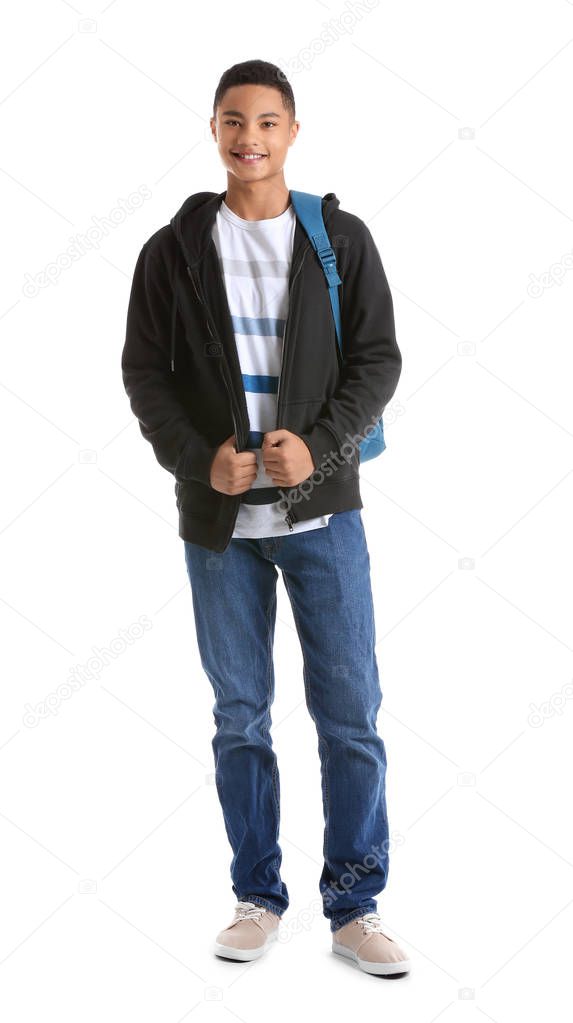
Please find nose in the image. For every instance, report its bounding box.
[234,132,262,148]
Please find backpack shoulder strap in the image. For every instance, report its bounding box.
[289,190,343,353]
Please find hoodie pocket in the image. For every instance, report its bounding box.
[175,478,227,521]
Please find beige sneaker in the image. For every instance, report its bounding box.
[332,912,411,975]
[214,900,282,961]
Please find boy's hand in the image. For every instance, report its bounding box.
[210,435,258,495]
[261,429,314,486]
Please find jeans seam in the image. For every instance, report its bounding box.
[264,582,282,885]
[318,734,330,864]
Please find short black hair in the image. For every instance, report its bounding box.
[213,60,296,124]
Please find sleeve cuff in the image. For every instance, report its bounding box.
[297,422,342,473]
[175,435,219,487]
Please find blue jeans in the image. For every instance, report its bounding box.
[183,509,390,933]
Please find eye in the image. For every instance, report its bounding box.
[224,119,277,128]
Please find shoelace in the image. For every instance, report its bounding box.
[358,912,391,936]
[234,900,266,922]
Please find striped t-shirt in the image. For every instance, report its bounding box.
[211,199,332,539]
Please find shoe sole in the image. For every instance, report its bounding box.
[214,928,278,962]
[332,941,410,975]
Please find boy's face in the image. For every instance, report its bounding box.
[210,84,299,186]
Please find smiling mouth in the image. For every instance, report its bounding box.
[231,152,268,161]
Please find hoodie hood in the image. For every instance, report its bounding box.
[170,189,340,267]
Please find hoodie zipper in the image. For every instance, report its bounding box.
[186,265,245,449]
[186,236,311,536]
[186,264,245,549]
[276,241,310,428]
[277,240,311,531]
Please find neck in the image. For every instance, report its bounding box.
[223,177,290,221]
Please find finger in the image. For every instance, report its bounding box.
[262,430,286,447]
[234,452,258,466]
[236,466,259,481]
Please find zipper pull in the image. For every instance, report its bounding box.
[284,511,295,532]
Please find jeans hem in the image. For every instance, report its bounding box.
[237,894,287,918]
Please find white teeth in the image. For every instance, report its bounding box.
[234,153,265,160]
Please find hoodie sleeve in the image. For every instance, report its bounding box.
[121,239,219,485]
[296,218,402,473]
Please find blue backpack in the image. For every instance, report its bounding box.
[289,190,386,462]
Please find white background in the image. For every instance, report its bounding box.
[1,0,572,1018]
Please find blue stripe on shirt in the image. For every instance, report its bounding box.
[242,373,278,394]
[232,315,285,336]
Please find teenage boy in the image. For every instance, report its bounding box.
[122,59,410,976]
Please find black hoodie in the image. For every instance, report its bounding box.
[121,190,402,552]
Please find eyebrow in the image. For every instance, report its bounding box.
[221,110,282,118]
